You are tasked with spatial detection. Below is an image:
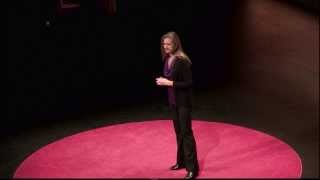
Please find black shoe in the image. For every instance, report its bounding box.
[184,171,198,179]
[170,164,185,170]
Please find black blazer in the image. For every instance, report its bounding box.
[171,57,193,108]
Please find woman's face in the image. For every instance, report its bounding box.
[163,38,174,55]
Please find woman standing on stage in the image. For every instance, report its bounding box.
[156,31,199,179]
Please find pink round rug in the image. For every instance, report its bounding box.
[14,120,302,178]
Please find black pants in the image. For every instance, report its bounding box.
[171,105,199,172]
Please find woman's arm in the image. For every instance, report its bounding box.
[173,60,192,89]
[156,77,173,86]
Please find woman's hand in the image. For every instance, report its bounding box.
[156,77,173,87]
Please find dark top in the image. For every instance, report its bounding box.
[163,56,193,108]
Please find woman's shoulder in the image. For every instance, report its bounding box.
[175,56,191,66]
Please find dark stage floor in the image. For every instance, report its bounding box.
[1,85,318,178]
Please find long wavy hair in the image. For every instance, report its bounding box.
[160,31,191,63]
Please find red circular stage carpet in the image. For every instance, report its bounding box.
[14,120,302,178]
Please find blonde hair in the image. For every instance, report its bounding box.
[160,31,191,63]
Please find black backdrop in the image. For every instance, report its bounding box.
[7,0,234,133]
